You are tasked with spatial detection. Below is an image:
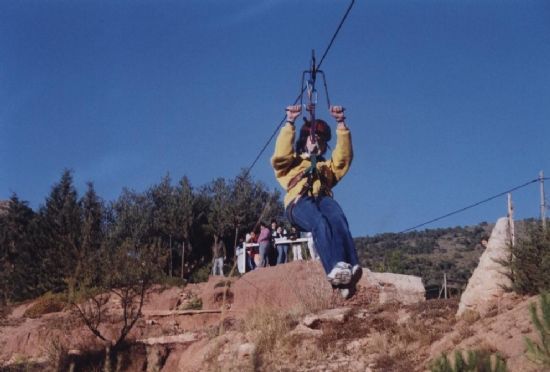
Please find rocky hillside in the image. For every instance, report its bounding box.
[354,221,541,290]
[0,259,545,372]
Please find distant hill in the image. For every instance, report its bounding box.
[355,219,540,293]
[354,222,497,291]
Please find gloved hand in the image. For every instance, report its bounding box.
[285,105,301,123]
[330,105,346,122]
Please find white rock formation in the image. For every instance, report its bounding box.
[361,270,426,305]
[457,217,512,317]
[138,333,197,345]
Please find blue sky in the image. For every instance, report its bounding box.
[1,0,549,237]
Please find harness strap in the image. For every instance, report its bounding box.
[287,155,329,199]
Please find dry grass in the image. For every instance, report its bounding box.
[241,306,296,356]
[23,292,67,318]
[365,330,414,371]
[42,337,70,371]
[283,266,335,315]
[361,299,460,371]
[461,308,481,325]
[180,294,203,310]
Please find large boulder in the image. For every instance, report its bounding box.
[457,217,512,317]
[360,270,425,305]
[231,260,425,313]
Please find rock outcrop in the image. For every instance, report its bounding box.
[457,217,512,317]
[361,269,426,305]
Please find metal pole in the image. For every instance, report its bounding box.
[540,171,546,231]
[444,272,448,299]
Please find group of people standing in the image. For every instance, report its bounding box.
[240,219,319,272]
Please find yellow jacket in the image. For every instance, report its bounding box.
[271,122,353,207]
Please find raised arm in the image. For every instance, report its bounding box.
[329,105,353,180]
[271,105,301,176]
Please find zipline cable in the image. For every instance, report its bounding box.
[399,177,550,233]
[243,0,356,178]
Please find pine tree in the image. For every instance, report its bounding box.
[40,169,82,294]
[0,194,38,302]
[175,176,195,278]
[76,182,105,292]
[149,174,181,276]
[203,178,233,257]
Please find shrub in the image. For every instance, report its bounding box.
[189,263,212,283]
[158,275,187,289]
[525,292,550,367]
[24,292,67,318]
[430,349,507,372]
[504,224,550,294]
[180,295,203,310]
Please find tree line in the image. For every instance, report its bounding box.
[0,169,283,304]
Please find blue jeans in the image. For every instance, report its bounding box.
[259,241,270,267]
[286,196,359,274]
[276,244,289,264]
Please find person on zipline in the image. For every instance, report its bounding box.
[271,104,362,298]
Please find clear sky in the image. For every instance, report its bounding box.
[1,0,549,237]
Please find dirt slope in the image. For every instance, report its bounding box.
[0,261,546,371]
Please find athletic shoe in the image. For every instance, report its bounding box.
[351,265,363,286]
[337,266,362,300]
[339,287,351,299]
[326,262,352,286]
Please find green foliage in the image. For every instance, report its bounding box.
[0,169,283,304]
[73,240,166,350]
[189,262,212,283]
[23,292,67,318]
[430,349,507,372]
[40,169,82,293]
[0,194,40,302]
[356,224,491,288]
[203,178,234,239]
[180,295,203,310]
[504,223,550,294]
[525,292,550,367]
[158,275,187,289]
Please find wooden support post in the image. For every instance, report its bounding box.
[234,226,239,260]
[444,272,448,299]
[169,235,173,277]
[507,193,515,247]
[541,170,546,231]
